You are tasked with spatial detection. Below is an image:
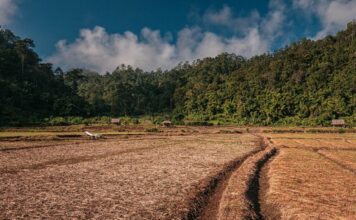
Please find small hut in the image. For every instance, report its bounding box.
[111,118,121,125]
[162,120,173,127]
[331,119,345,127]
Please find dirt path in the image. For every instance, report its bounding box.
[183,148,264,220]
[185,136,278,220]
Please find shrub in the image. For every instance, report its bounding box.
[47,117,68,126]
[173,113,185,121]
[172,113,185,125]
[153,116,165,125]
[185,121,213,126]
[145,127,159,132]
[132,118,140,125]
[337,128,346,133]
[67,117,84,125]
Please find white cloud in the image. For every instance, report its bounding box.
[261,0,286,38]
[203,5,234,26]
[203,5,261,33]
[48,1,288,73]
[293,0,356,38]
[203,0,286,39]
[0,0,18,25]
[48,26,269,73]
[48,27,176,73]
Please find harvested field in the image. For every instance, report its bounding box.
[261,148,356,219]
[266,133,356,139]
[318,150,356,173]
[0,133,260,219]
[260,133,356,219]
[268,133,356,150]
[1,129,356,219]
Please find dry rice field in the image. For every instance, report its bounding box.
[0,133,260,219]
[1,128,356,219]
[262,133,356,219]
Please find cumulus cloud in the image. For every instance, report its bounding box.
[0,0,18,25]
[203,5,260,30]
[48,26,269,73]
[48,0,287,73]
[203,0,286,37]
[293,0,356,38]
[261,0,286,38]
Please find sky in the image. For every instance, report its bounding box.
[1,0,356,73]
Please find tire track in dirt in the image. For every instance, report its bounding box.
[184,135,280,220]
[259,149,282,220]
[245,147,277,220]
[216,145,278,220]
[183,149,263,220]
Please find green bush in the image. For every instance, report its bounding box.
[47,117,68,126]
[337,128,346,133]
[132,118,140,125]
[153,116,165,125]
[67,117,84,125]
[185,121,213,126]
[145,127,159,132]
[172,113,185,125]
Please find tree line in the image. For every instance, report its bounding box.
[0,22,355,126]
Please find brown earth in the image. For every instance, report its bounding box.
[1,129,355,219]
[0,133,259,219]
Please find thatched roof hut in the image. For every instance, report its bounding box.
[111,118,121,125]
[162,120,173,127]
[331,119,345,127]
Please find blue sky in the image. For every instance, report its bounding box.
[1,0,356,72]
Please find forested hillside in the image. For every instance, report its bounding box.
[0,22,355,126]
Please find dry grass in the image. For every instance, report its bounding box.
[318,150,356,172]
[261,132,356,219]
[0,133,259,219]
[262,148,356,219]
[218,146,275,220]
[267,133,356,150]
[266,133,356,140]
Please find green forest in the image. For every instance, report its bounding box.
[0,22,355,126]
